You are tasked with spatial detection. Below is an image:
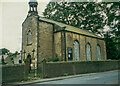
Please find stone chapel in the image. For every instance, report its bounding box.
[22,0,106,70]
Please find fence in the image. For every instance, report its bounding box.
[38,60,120,78]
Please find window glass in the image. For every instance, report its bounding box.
[97,45,101,60]
[86,43,91,61]
[27,31,32,45]
[74,41,79,61]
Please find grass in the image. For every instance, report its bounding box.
[63,73,69,76]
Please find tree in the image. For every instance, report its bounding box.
[43,2,119,60]
[104,32,119,60]
[100,2,120,40]
[9,51,20,63]
[101,2,120,59]
[1,55,6,64]
[43,2,105,34]
[0,48,10,55]
[14,51,19,57]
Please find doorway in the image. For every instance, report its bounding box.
[27,54,32,72]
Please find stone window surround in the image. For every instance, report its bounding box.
[27,30,32,46]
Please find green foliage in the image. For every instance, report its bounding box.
[101,2,120,42]
[20,78,29,82]
[43,2,104,34]
[100,3,120,60]
[37,73,42,77]
[47,57,59,62]
[1,55,6,65]
[63,73,69,76]
[8,51,19,57]
[0,48,10,55]
[8,51,19,64]
[14,51,19,56]
[104,32,120,60]
[28,73,35,77]
[43,2,120,60]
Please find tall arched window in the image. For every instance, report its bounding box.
[27,30,32,45]
[86,43,91,61]
[97,45,101,60]
[74,40,79,61]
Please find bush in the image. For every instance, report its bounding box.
[47,57,59,62]
[1,55,6,65]
[63,73,69,76]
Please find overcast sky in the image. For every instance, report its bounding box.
[0,0,49,53]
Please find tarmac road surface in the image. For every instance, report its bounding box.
[23,70,119,85]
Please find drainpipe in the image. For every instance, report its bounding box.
[63,27,66,61]
[36,16,39,76]
[52,24,55,58]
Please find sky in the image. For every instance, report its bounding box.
[0,0,50,53]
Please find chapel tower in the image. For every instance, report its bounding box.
[28,0,38,16]
[22,0,39,72]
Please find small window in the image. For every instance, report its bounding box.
[97,45,101,60]
[86,43,91,61]
[27,30,32,45]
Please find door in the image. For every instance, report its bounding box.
[27,54,31,72]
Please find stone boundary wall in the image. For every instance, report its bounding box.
[38,60,120,78]
[1,63,29,83]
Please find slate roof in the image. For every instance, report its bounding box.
[39,17,101,38]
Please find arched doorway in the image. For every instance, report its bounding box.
[27,54,31,73]
[74,40,79,61]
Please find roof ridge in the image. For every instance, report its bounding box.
[39,17,101,39]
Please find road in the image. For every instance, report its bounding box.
[23,70,119,85]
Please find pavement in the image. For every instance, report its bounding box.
[10,70,119,85]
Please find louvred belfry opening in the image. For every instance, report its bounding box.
[28,0,38,15]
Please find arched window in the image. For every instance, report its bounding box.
[74,40,79,61]
[97,45,101,60]
[86,43,91,61]
[27,30,32,45]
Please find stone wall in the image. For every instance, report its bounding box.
[65,32,106,61]
[22,15,107,69]
[22,15,38,69]
[38,60,119,78]
[1,64,28,83]
[54,32,62,60]
[38,21,53,62]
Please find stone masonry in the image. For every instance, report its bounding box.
[22,0,107,70]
